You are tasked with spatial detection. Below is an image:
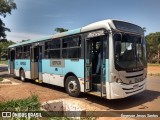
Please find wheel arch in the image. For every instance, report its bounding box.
[63,72,79,87]
[19,67,24,77]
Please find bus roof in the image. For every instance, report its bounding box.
[8,19,143,48]
[8,28,82,48]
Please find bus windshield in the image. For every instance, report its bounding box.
[114,33,147,71]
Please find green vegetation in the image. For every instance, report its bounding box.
[55,28,68,33]
[0,95,41,111]
[148,63,160,66]
[0,60,7,65]
[0,77,3,81]
[0,0,16,39]
[0,40,15,60]
[146,32,160,64]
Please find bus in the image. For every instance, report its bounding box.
[8,19,147,99]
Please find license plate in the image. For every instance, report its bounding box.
[135,77,143,82]
[133,84,139,89]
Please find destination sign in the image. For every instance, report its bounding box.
[50,60,65,67]
[20,62,26,65]
[86,30,105,38]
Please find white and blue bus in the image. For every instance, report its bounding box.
[8,19,147,99]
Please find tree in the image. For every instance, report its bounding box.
[21,39,30,43]
[0,40,15,60]
[142,27,146,33]
[0,0,16,39]
[145,32,160,63]
[54,28,68,33]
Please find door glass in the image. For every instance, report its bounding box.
[101,36,107,95]
[10,50,15,74]
[85,40,92,91]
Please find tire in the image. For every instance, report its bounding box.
[65,76,80,97]
[20,69,25,82]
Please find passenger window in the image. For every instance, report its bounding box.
[44,39,61,59]
[23,45,31,59]
[16,46,23,59]
[62,36,81,58]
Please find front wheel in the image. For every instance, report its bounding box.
[65,76,80,97]
[20,69,25,82]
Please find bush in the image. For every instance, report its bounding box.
[0,95,41,111]
[0,77,3,81]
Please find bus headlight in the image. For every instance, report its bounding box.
[116,79,123,83]
[111,73,121,82]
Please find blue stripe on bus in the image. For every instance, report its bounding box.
[14,59,30,71]
[11,59,108,82]
[42,59,84,78]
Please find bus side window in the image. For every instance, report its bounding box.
[62,36,81,58]
[44,39,61,59]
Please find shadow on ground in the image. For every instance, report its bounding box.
[0,72,159,111]
[24,79,160,110]
[79,90,160,110]
[0,74,10,78]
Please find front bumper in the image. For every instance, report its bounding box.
[109,78,147,99]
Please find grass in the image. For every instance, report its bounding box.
[0,77,3,81]
[0,95,96,120]
[0,95,41,111]
[0,60,7,65]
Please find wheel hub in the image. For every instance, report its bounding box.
[68,80,77,93]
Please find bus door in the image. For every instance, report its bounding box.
[10,49,15,74]
[100,36,107,97]
[30,45,42,80]
[84,31,107,97]
[84,39,92,92]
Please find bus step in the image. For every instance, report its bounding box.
[88,91,101,96]
[92,83,106,93]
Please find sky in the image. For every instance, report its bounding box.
[2,0,160,42]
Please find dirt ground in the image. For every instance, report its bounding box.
[147,66,160,74]
[0,77,69,102]
[0,65,160,120]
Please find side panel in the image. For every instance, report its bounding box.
[63,59,84,92]
[41,59,85,92]
[42,59,64,86]
[14,59,31,78]
[63,59,84,79]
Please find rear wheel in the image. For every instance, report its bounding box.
[65,76,80,97]
[20,69,25,82]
